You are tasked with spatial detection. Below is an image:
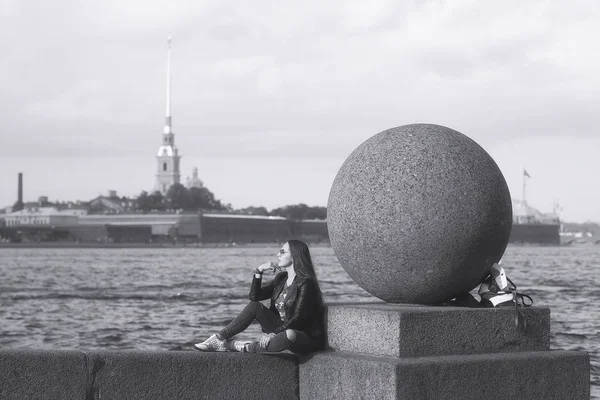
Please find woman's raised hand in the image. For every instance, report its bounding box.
[256,262,278,273]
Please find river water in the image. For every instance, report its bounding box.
[0,245,598,397]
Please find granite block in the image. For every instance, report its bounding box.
[299,350,590,400]
[326,303,550,357]
[0,349,88,400]
[90,350,298,400]
[0,349,298,400]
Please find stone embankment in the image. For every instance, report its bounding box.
[0,349,298,400]
[0,304,589,400]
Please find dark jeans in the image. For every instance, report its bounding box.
[219,301,323,354]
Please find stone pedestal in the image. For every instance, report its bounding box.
[299,303,589,400]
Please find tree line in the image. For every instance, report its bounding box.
[135,183,327,220]
[136,183,224,212]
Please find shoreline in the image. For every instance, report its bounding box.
[0,241,332,249]
[2,241,596,249]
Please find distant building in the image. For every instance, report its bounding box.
[512,199,560,225]
[510,199,560,245]
[155,37,181,195]
[4,207,86,228]
[87,192,127,214]
[186,167,204,189]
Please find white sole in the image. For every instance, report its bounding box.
[193,344,227,352]
[225,341,252,352]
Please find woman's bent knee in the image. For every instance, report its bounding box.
[285,329,296,342]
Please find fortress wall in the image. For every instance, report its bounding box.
[80,214,180,225]
[69,224,152,243]
[199,216,329,244]
[64,224,109,242]
[175,214,202,237]
[200,215,291,243]
[6,212,329,244]
[105,225,152,243]
[290,220,329,242]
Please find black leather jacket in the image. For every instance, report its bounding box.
[249,271,325,338]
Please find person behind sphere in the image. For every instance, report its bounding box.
[195,239,325,354]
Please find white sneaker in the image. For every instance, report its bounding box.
[194,334,227,352]
[225,339,253,353]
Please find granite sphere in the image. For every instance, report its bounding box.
[327,124,512,304]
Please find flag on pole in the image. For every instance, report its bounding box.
[523,169,531,178]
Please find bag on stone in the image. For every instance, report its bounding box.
[449,263,533,331]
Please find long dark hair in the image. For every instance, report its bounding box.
[288,239,324,305]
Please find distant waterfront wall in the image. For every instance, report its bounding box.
[106,225,152,243]
[80,214,180,226]
[289,219,329,243]
[509,223,560,245]
[200,214,290,243]
[68,225,110,242]
[6,216,561,246]
[1,212,330,244]
[199,215,329,244]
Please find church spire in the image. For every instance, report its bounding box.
[164,36,172,134]
[155,36,181,195]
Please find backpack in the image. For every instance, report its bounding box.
[449,263,533,332]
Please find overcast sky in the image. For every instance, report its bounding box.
[1,0,598,222]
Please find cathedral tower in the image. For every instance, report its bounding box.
[155,36,181,194]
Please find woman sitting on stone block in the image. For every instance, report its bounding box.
[194,239,325,354]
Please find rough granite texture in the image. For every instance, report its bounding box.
[0,349,88,400]
[299,350,590,400]
[0,349,298,400]
[327,123,513,303]
[325,303,550,357]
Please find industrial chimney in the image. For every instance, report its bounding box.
[13,172,24,211]
[18,173,23,203]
